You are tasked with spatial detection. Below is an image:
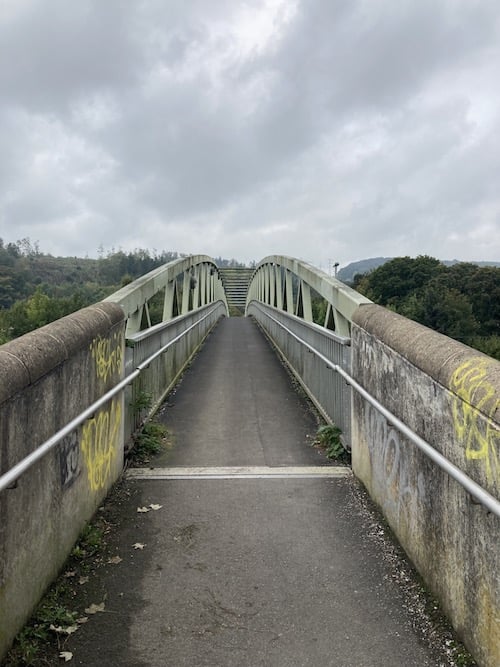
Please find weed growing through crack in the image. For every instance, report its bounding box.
[130,420,169,464]
[314,424,350,463]
[71,522,104,561]
[130,389,153,414]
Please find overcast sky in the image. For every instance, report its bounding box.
[1,0,499,270]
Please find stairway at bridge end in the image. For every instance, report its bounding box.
[219,268,254,316]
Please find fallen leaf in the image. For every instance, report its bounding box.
[149,504,163,510]
[133,543,145,550]
[78,576,89,585]
[59,652,73,662]
[50,624,79,635]
[76,617,88,624]
[64,571,76,578]
[85,602,106,614]
[108,555,122,565]
[137,506,150,513]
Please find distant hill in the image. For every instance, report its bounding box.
[337,257,392,282]
[338,257,500,283]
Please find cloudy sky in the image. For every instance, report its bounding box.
[1,0,499,270]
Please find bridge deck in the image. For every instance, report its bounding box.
[65,318,444,666]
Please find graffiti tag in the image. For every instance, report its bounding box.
[59,432,80,488]
[81,398,122,492]
[451,359,499,487]
[90,332,123,383]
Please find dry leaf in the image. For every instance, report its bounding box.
[149,504,162,510]
[79,576,89,585]
[59,652,73,662]
[64,571,76,578]
[137,506,150,513]
[50,624,64,634]
[85,602,106,614]
[108,555,122,565]
[50,624,79,635]
[76,617,88,624]
[133,542,145,550]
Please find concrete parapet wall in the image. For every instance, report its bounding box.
[0,302,125,658]
[351,304,499,667]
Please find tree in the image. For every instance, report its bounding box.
[355,256,499,359]
[357,255,443,307]
[416,285,478,342]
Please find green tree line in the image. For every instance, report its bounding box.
[351,256,500,360]
[0,238,244,344]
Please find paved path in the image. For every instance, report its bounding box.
[66,317,445,666]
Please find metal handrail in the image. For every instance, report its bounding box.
[0,303,223,493]
[250,302,500,518]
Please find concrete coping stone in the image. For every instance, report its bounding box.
[0,302,124,404]
[352,303,500,422]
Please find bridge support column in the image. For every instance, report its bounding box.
[275,267,283,310]
[126,307,143,335]
[284,269,294,314]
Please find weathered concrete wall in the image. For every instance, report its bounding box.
[351,304,499,667]
[0,302,125,659]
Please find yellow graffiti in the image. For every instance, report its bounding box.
[451,359,499,487]
[81,398,122,492]
[90,332,123,382]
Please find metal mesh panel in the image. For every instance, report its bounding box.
[248,302,352,448]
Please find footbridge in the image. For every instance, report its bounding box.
[0,255,498,666]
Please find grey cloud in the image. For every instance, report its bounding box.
[0,0,499,266]
[0,1,145,113]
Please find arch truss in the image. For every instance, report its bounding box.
[246,255,371,336]
[105,255,228,336]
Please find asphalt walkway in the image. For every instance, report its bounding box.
[64,317,446,667]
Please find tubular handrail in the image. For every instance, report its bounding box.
[249,302,500,518]
[0,303,223,494]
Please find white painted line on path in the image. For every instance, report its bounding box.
[125,466,352,480]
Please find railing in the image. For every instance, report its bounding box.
[248,302,352,447]
[124,302,227,437]
[249,302,500,518]
[245,255,370,447]
[246,256,500,516]
[0,255,229,493]
[0,301,226,493]
[104,254,229,438]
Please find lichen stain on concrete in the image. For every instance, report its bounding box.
[475,579,500,667]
